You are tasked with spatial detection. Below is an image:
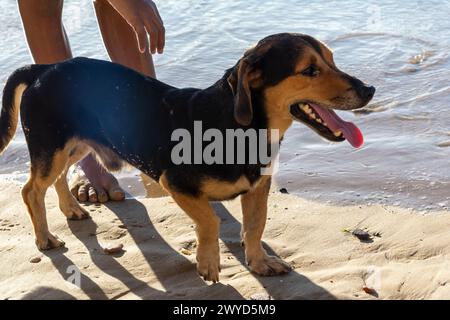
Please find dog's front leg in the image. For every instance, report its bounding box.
[241,176,292,276]
[172,194,221,282]
[160,176,221,282]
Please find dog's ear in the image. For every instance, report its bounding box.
[227,58,262,126]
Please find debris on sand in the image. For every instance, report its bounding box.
[180,248,192,256]
[351,229,372,241]
[362,286,378,297]
[103,243,124,255]
[279,188,289,194]
[29,256,41,263]
[343,228,374,242]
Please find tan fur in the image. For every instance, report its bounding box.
[0,83,28,154]
[200,175,251,200]
[159,172,221,282]
[88,141,126,172]
[262,42,364,140]
[240,176,292,275]
[20,135,128,250]
[22,138,91,250]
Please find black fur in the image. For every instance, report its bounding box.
[6,56,283,198]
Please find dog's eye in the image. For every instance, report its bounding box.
[300,65,320,77]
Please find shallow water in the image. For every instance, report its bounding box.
[1,0,450,211]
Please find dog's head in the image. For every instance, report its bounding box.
[227,33,375,148]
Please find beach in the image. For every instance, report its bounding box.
[1,0,450,300]
[2,181,450,299]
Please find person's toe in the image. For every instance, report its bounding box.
[95,186,109,203]
[88,186,98,203]
[78,184,89,202]
[108,186,125,201]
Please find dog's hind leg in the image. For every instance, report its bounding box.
[240,176,292,276]
[55,168,90,220]
[22,149,70,250]
[54,143,90,220]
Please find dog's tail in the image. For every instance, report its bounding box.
[0,64,51,154]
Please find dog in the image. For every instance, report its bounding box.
[0,33,374,282]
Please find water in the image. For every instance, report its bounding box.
[1,0,450,211]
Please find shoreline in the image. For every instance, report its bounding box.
[1,181,450,299]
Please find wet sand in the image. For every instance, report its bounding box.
[2,181,450,300]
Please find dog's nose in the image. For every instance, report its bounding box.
[360,85,375,101]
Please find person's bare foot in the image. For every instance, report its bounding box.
[70,154,125,203]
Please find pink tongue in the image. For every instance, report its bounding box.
[310,104,364,148]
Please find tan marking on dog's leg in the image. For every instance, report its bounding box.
[54,144,90,220]
[160,173,221,282]
[241,176,292,276]
[22,155,69,250]
[22,178,65,250]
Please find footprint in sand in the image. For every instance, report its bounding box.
[0,219,20,232]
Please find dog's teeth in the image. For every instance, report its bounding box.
[316,118,322,124]
[334,130,343,137]
[310,113,316,119]
[301,104,313,114]
[324,122,328,126]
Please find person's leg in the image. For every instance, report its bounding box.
[71,0,158,203]
[18,0,72,62]
[74,0,155,202]
[93,0,156,77]
[70,0,155,202]
[72,0,158,202]
[89,0,167,199]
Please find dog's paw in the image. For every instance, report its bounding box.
[36,233,65,251]
[197,250,221,283]
[61,202,90,220]
[248,255,292,276]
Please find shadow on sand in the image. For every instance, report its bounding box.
[30,197,333,300]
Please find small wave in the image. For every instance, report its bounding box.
[409,50,434,65]
[353,102,390,115]
[392,87,450,108]
[328,32,448,77]
[437,141,450,148]
[327,32,435,47]
[394,114,432,121]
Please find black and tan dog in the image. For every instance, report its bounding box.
[0,33,374,282]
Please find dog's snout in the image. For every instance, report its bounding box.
[343,74,375,103]
[360,85,375,101]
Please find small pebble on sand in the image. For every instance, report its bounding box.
[29,256,41,263]
[180,248,192,255]
[351,229,372,241]
[362,286,378,297]
[103,243,124,254]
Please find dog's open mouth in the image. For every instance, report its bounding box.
[290,102,364,148]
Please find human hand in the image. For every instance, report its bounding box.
[106,0,165,54]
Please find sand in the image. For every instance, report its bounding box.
[1,180,450,300]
